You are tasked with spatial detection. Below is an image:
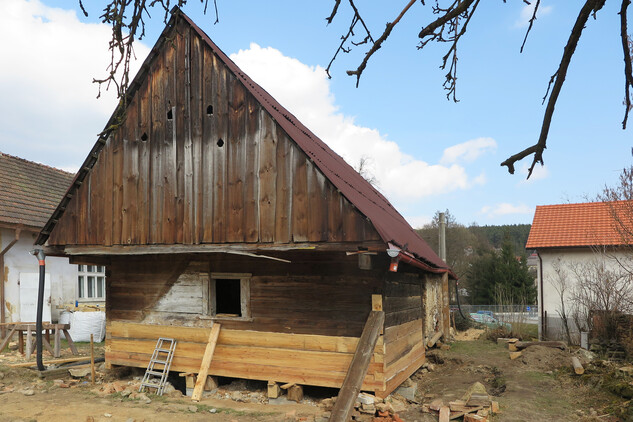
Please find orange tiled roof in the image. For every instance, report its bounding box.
[526,201,632,249]
[0,153,74,229]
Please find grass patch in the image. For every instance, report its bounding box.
[449,339,506,357]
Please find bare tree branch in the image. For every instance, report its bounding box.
[326,0,342,25]
[520,0,540,53]
[345,0,417,87]
[619,0,633,129]
[501,0,605,177]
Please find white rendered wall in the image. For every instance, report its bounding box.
[538,247,630,343]
[1,227,78,322]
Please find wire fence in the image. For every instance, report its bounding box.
[454,304,539,324]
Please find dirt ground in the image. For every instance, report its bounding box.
[0,332,630,422]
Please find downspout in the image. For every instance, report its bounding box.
[538,252,544,341]
[29,248,46,371]
[0,228,21,337]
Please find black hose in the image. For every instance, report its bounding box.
[31,249,46,371]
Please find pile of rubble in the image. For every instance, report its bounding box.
[320,392,408,422]
[422,382,499,422]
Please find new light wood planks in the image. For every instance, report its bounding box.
[192,323,221,401]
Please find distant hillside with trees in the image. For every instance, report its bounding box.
[415,211,535,305]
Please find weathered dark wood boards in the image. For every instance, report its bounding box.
[47,20,380,248]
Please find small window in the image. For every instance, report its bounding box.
[209,273,250,319]
[77,265,106,302]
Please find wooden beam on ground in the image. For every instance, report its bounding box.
[572,357,584,375]
[427,331,443,348]
[267,381,280,399]
[514,341,566,351]
[9,356,93,367]
[329,310,384,422]
[192,323,221,402]
[439,405,450,422]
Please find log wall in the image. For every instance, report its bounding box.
[382,272,426,393]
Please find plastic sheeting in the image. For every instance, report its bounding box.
[59,311,106,342]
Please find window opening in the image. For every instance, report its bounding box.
[206,105,214,115]
[215,279,241,316]
[167,108,173,120]
[209,273,250,319]
[77,265,106,302]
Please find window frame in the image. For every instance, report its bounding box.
[77,265,106,302]
[207,272,251,321]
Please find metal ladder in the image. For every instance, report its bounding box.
[139,337,177,396]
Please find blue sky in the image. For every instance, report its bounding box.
[1,0,631,228]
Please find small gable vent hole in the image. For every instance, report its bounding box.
[217,138,224,147]
[206,105,214,116]
[141,132,148,142]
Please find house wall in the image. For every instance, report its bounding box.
[1,227,77,322]
[105,252,388,392]
[538,248,631,342]
[104,252,446,396]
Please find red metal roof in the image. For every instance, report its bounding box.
[0,152,73,229]
[36,9,453,277]
[526,201,631,249]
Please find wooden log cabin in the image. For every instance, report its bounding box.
[36,8,456,398]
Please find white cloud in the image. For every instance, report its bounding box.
[480,203,533,218]
[519,162,550,182]
[516,3,553,28]
[440,137,497,165]
[231,43,482,203]
[0,0,149,169]
[405,215,433,230]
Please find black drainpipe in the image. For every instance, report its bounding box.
[537,252,544,341]
[30,249,46,371]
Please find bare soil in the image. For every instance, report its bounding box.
[0,335,629,422]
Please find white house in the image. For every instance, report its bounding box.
[527,201,633,343]
[0,152,105,324]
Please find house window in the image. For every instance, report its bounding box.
[77,265,106,301]
[209,273,250,319]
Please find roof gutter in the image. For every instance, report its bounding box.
[387,243,457,279]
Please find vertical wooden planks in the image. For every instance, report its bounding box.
[90,145,105,245]
[258,112,277,242]
[150,51,165,244]
[307,163,327,242]
[137,80,151,245]
[179,25,194,245]
[226,78,246,242]
[212,54,227,242]
[190,31,204,245]
[111,130,124,245]
[274,132,292,243]
[201,46,215,242]
[243,94,259,242]
[167,25,181,244]
[327,186,344,242]
[103,136,114,246]
[122,101,139,245]
[291,148,308,242]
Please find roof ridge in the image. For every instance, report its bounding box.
[0,152,74,177]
